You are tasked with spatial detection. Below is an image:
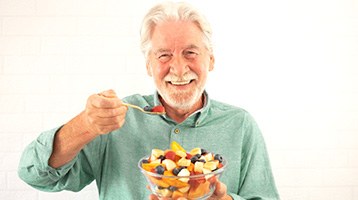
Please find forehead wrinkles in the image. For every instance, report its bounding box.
[150,21,207,52]
[150,38,209,57]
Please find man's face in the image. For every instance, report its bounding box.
[146,20,214,110]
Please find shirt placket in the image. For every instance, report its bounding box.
[170,125,184,146]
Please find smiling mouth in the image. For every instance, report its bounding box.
[169,80,194,85]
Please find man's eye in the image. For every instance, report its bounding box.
[184,51,198,58]
[158,54,171,62]
[158,54,170,58]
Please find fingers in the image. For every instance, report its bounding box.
[84,89,128,135]
[88,106,127,118]
[148,194,158,200]
[147,185,158,200]
[214,180,227,197]
[148,195,173,200]
[98,89,117,98]
[91,92,123,109]
[87,114,126,126]
[207,180,229,200]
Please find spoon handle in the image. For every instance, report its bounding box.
[122,103,165,115]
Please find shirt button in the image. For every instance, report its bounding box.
[174,128,180,134]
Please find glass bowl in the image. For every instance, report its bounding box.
[138,156,227,200]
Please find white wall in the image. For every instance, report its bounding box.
[0,0,357,199]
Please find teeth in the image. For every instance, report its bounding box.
[170,80,191,85]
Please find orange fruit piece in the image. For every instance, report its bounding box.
[187,163,194,172]
[188,181,210,198]
[172,190,186,199]
[142,163,162,172]
[171,141,186,152]
[148,176,170,188]
[162,171,189,188]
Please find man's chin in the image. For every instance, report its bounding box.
[161,93,202,110]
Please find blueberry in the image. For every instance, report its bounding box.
[143,106,151,111]
[190,156,199,163]
[197,159,206,163]
[158,186,166,190]
[168,186,177,191]
[155,165,165,175]
[172,167,182,176]
[214,154,223,163]
[141,159,149,164]
[158,155,165,161]
[201,148,208,155]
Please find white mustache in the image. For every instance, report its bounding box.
[164,72,198,83]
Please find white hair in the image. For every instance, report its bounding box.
[140,1,213,59]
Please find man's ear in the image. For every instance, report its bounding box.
[146,60,153,77]
[209,54,215,71]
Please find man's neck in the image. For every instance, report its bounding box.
[160,94,205,123]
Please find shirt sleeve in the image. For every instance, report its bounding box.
[231,112,280,200]
[17,126,95,192]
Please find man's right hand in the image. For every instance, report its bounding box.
[83,89,128,135]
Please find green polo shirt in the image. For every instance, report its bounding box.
[18,92,279,200]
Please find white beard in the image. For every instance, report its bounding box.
[158,85,204,111]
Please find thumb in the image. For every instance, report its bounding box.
[98,89,117,98]
[214,181,227,197]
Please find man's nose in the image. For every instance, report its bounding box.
[169,55,190,76]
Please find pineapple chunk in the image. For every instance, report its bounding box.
[150,159,161,164]
[175,150,187,158]
[199,155,206,161]
[204,153,213,162]
[194,161,204,173]
[177,157,191,167]
[177,168,190,183]
[151,149,164,159]
[162,159,177,171]
[190,147,201,156]
[204,160,218,171]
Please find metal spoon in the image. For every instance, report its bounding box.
[122,103,166,115]
[97,93,165,115]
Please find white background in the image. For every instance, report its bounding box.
[0,0,357,199]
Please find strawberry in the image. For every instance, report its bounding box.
[164,150,176,161]
[186,152,193,159]
[151,105,165,113]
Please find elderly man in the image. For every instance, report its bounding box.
[18,1,280,200]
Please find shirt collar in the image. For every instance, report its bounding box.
[153,90,211,127]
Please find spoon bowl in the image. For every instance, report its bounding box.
[122,103,166,115]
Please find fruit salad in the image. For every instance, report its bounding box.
[139,141,226,199]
